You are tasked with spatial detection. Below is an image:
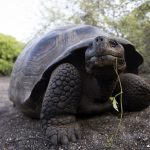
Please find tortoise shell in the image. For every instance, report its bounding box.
[9,24,143,106]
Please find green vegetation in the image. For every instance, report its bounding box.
[0,33,24,75]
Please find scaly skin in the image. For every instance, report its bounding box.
[41,63,81,145]
[115,73,150,111]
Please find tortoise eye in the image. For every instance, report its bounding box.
[110,40,118,48]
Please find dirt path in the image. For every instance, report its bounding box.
[0,77,9,104]
[0,77,12,116]
[0,77,150,150]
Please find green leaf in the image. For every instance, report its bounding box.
[109,97,119,112]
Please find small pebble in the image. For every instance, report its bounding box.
[147,145,150,148]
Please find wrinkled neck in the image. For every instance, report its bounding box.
[96,76,117,103]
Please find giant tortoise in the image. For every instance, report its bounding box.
[9,24,150,145]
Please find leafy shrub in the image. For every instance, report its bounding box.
[0,33,24,75]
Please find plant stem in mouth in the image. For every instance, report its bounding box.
[114,58,123,119]
[107,58,124,148]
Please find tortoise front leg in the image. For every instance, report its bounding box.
[115,73,150,111]
[41,63,81,145]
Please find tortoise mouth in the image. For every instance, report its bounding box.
[85,55,126,75]
[89,55,124,66]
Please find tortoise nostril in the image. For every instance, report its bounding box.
[95,36,104,43]
[96,38,99,42]
[100,38,103,41]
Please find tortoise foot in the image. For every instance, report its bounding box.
[42,116,81,145]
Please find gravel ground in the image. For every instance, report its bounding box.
[0,77,150,150]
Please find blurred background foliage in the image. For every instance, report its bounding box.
[0,0,149,75]
[0,34,24,75]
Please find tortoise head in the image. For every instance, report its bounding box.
[85,36,126,76]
